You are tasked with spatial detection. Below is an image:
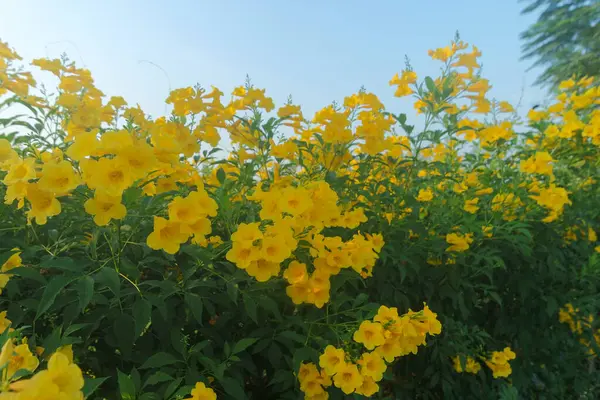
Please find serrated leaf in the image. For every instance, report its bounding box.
[221,377,246,400]
[163,377,183,400]
[232,338,258,355]
[140,352,179,369]
[243,295,258,324]
[97,267,120,298]
[278,331,305,344]
[83,377,108,399]
[36,275,75,320]
[184,293,203,325]
[144,371,172,387]
[132,298,151,339]
[117,369,136,400]
[77,276,94,312]
[216,168,226,184]
[6,266,46,284]
[227,283,238,304]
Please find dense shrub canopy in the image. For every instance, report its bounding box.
[0,38,599,399]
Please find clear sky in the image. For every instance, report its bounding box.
[2,0,545,126]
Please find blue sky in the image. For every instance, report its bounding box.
[3,0,544,126]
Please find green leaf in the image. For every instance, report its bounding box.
[189,340,210,354]
[278,331,305,344]
[169,385,194,399]
[227,283,238,304]
[35,275,75,320]
[243,295,258,324]
[6,266,46,284]
[232,338,258,355]
[425,76,437,96]
[140,352,179,369]
[216,167,226,184]
[77,276,94,312]
[221,377,246,400]
[40,256,82,272]
[139,394,161,400]
[144,371,172,387]
[97,267,120,298]
[132,298,151,339]
[184,293,203,325]
[83,377,108,399]
[163,377,183,400]
[352,293,369,307]
[117,369,136,400]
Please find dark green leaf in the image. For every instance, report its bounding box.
[184,293,203,325]
[36,275,75,320]
[132,298,152,339]
[117,369,136,400]
[83,377,108,399]
[140,352,179,369]
[232,338,258,355]
[77,276,94,312]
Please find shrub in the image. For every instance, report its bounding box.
[0,37,599,399]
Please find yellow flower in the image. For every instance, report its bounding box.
[463,198,479,214]
[319,345,346,376]
[332,363,363,395]
[6,343,39,380]
[25,183,61,225]
[261,237,291,263]
[83,192,126,226]
[245,259,280,282]
[184,381,217,400]
[37,160,81,196]
[519,151,554,176]
[452,355,481,374]
[0,311,13,334]
[56,345,74,364]
[283,261,308,285]
[118,142,158,180]
[355,376,379,397]
[416,188,434,202]
[85,157,134,196]
[12,352,84,398]
[445,232,473,252]
[3,158,37,186]
[353,321,386,350]
[374,305,399,325]
[357,351,387,382]
[0,139,19,169]
[146,216,189,254]
[65,131,100,161]
[226,245,257,270]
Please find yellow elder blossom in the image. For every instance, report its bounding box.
[184,381,217,400]
[485,347,516,378]
[318,345,346,376]
[1,352,84,399]
[146,216,190,254]
[416,188,434,202]
[353,321,386,350]
[332,363,363,395]
[452,355,481,374]
[84,192,127,226]
[446,232,473,252]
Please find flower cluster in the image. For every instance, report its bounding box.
[0,317,84,399]
[298,304,442,398]
[484,347,516,379]
[559,303,600,356]
[452,355,481,374]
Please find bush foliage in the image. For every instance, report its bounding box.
[0,38,599,399]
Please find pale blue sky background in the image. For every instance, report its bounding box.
[3,0,544,129]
